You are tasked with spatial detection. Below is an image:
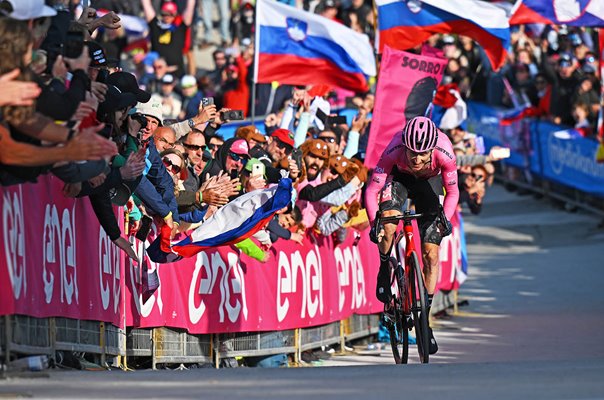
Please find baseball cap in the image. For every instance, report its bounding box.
[442,35,456,45]
[87,41,107,67]
[301,139,329,160]
[323,0,337,8]
[1,0,56,20]
[133,98,163,125]
[98,85,138,116]
[271,128,295,147]
[230,139,249,155]
[558,53,574,68]
[180,75,197,88]
[106,72,151,103]
[160,1,178,15]
[236,125,266,143]
[161,74,175,84]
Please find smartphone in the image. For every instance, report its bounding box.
[135,215,153,242]
[201,97,214,107]
[96,68,109,83]
[221,110,244,121]
[490,147,511,159]
[229,169,238,180]
[251,162,265,177]
[64,30,85,59]
[475,136,485,155]
[327,115,348,126]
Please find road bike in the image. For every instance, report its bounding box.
[378,210,430,364]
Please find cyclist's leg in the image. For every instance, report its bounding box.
[413,177,445,355]
[375,179,408,303]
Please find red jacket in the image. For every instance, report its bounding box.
[223,57,250,117]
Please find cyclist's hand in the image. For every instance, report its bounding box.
[439,217,453,237]
[369,221,380,244]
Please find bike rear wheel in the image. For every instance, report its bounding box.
[386,257,408,364]
[408,251,430,363]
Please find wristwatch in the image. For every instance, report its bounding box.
[187,118,195,129]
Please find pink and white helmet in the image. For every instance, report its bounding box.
[402,116,438,153]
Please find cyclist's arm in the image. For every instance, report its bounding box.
[365,135,401,223]
[440,159,459,221]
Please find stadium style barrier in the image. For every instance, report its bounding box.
[1,175,465,368]
[466,101,604,216]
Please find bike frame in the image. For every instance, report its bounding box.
[391,213,419,314]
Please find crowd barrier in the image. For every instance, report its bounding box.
[466,101,604,215]
[1,173,465,368]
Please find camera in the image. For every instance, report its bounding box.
[220,110,244,121]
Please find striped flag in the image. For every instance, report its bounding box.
[148,179,293,263]
[376,0,510,70]
[254,0,376,92]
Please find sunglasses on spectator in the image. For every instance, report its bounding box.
[162,157,182,174]
[157,137,175,147]
[183,143,206,152]
[471,172,485,182]
[207,143,220,151]
[229,152,249,164]
[160,12,175,17]
[318,136,337,143]
[535,79,547,85]
[275,139,293,154]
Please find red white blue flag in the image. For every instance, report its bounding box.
[148,179,293,263]
[376,0,510,70]
[254,0,376,92]
[510,0,604,26]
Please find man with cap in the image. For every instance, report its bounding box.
[179,74,204,120]
[150,73,182,120]
[250,127,300,184]
[142,0,195,78]
[543,52,581,126]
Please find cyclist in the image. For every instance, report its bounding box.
[365,116,459,355]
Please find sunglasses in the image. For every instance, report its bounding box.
[160,12,175,17]
[274,139,293,154]
[318,136,337,143]
[183,143,206,152]
[162,157,182,174]
[229,152,249,164]
[207,143,220,151]
[471,173,485,182]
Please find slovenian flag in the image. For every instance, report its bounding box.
[376,0,510,70]
[510,0,604,26]
[148,179,293,264]
[254,0,376,92]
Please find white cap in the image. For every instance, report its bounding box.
[133,98,163,125]
[3,0,57,20]
[180,75,197,88]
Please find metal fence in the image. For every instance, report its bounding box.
[2,314,380,369]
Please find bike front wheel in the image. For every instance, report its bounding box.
[408,251,429,363]
[387,257,408,364]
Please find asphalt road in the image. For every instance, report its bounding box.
[1,184,603,399]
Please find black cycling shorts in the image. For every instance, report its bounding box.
[378,170,446,245]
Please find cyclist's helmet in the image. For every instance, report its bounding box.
[402,116,438,153]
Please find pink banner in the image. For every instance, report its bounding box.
[125,229,383,334]
[365,47,447,167]
[436,211,464,292]
[0,176,124,326]
[1,177,464,333]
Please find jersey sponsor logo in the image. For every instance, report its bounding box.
[401,56,443,75]
[374,166,385,174]
[435,146,453,160]
[385,144,403,156]
[446,171,456,177]
[447,180,456,186]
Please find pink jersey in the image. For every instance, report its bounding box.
[365,131,459,221]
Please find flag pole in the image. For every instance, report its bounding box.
[251,0,261,123]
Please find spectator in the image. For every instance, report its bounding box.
[179,74,204,120]
[151,74,183,121]
[154,126,177,152]
[222,56,250,116]
[141,0,195,78]
[201,0,231,48]
[206,134,225,158]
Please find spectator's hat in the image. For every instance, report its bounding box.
[107,72,152,103]
[230,139,249,155]
[0,0,56,20]
[442,35,456,45]
[329,154,351,174]
[558,53,573,68]
[301,139,330,160]
[161,74,175,84]
[271,128,294,147]
[323,0,337,8]
[98,85,138,116]
[87,41,108,68]
[160,1,178,16]
[133,98,163,125]
[180,75,197,88]
[236,125,266,143]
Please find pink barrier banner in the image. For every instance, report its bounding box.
[436,211,464,292]
[125,229,383,334]
[365,47,447,167]
[1,177,464,333]
[0,176,124,326]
